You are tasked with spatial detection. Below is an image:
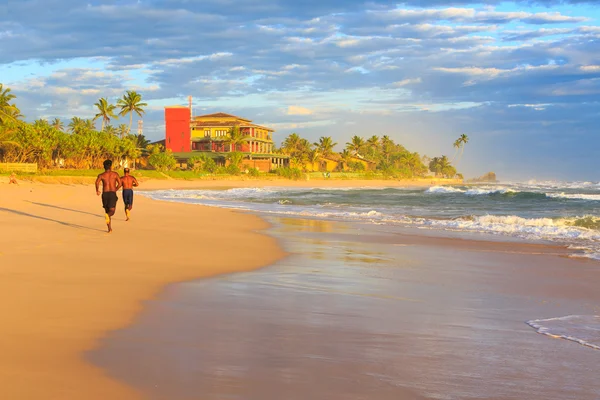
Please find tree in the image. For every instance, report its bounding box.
[0,84,21,124]
[33,119,49,129]
[227,151,244,168]
[117,124,130,138]
[429,155,456,178]
[282,133,302,155]
[454,133,469,165]
[117,91,147,134]
[93,97,118,131]
[314,136,337,158]
[339,149,352,171]
[83,119,96,131]
[346,135,365,156]
[227,125,248,152]
[367,135,380,151]
[148,148,176,171]
[104,125,117,135]
[51,118,64,131]
[68,117,86,133]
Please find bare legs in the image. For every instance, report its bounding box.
[105,207,115,233]
[124,204,132,221]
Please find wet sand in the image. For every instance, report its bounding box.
[91,217,600,400]
[0,181,285,399]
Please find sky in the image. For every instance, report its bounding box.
[1,0,599,180]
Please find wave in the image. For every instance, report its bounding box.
[526,315,600,350]
[427,186,600,202]
[545,193,600,201]
[520,180,600,190]
[144,188,600,261]
[425,186,466,194]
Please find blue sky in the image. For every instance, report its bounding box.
[1,0,599,180]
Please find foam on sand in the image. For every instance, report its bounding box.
[526,315,600,350]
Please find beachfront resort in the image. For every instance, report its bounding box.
[164,107,289,172]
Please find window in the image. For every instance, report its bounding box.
[204,130,211,137]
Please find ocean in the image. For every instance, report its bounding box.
[144,180,600,261]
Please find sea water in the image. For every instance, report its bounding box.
[143,180,600,260]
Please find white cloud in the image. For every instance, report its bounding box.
[287,105,314,115]
[392,78,422,87]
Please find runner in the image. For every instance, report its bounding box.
[95,160,121,233]
[120,167,139,221]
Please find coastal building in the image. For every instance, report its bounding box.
[164,106,288,171]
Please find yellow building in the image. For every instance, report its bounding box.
[190,112,275,154]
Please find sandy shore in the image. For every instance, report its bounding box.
[0,179,286,399]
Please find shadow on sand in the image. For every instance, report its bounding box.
[0,207,105,232]
[27,201,103,218]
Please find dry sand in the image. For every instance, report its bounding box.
[0,179,287,399]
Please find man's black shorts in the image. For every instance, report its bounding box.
[102,191,118,210]
[122,189,134,206]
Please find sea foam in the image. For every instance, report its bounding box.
[526,316,600,350]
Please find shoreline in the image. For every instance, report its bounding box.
[3,174,463,188]
[0,182,287,399]
[89,215,600,399]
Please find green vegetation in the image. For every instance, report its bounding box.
[0,85,150,170]
[278,132,461,178]
[0,82,466,181]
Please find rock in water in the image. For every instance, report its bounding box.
[468,172,498,183]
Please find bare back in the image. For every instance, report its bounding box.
[120,175,139,190]
[96,171,121,192]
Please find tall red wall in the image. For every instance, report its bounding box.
[165,107,191,153]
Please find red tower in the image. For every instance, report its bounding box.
[165,106,191,153]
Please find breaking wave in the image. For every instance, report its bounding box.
[144,183,600,261]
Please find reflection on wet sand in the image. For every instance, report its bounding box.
[90,217,600,400]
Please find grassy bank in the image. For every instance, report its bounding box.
[1,169,463,185]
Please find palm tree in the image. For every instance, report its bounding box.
[0,84,20,123]
[452,138,461,162]
[346,135,365,156]
[282,133,302,155]
[93,97,118,131]
[453,134,470,165]
[117,124,129,138]
[227,125,249,152]
[133,134,151,149]
[458,134,469,162]
[68,117,88,133]
[339,149,352,171]
[117,90,147,134]
[367,135,379,150]
[83,119,96,131]
[104,125,117,135]
[313,136,337,158]
[33,118,49,129]
[0,84,16,106]
[51,118,64,131]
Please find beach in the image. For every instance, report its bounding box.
[1,177,599,399]
[0,179,285,399]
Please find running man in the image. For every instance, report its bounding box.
[95,159,122,233]
[120,168,139,221]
